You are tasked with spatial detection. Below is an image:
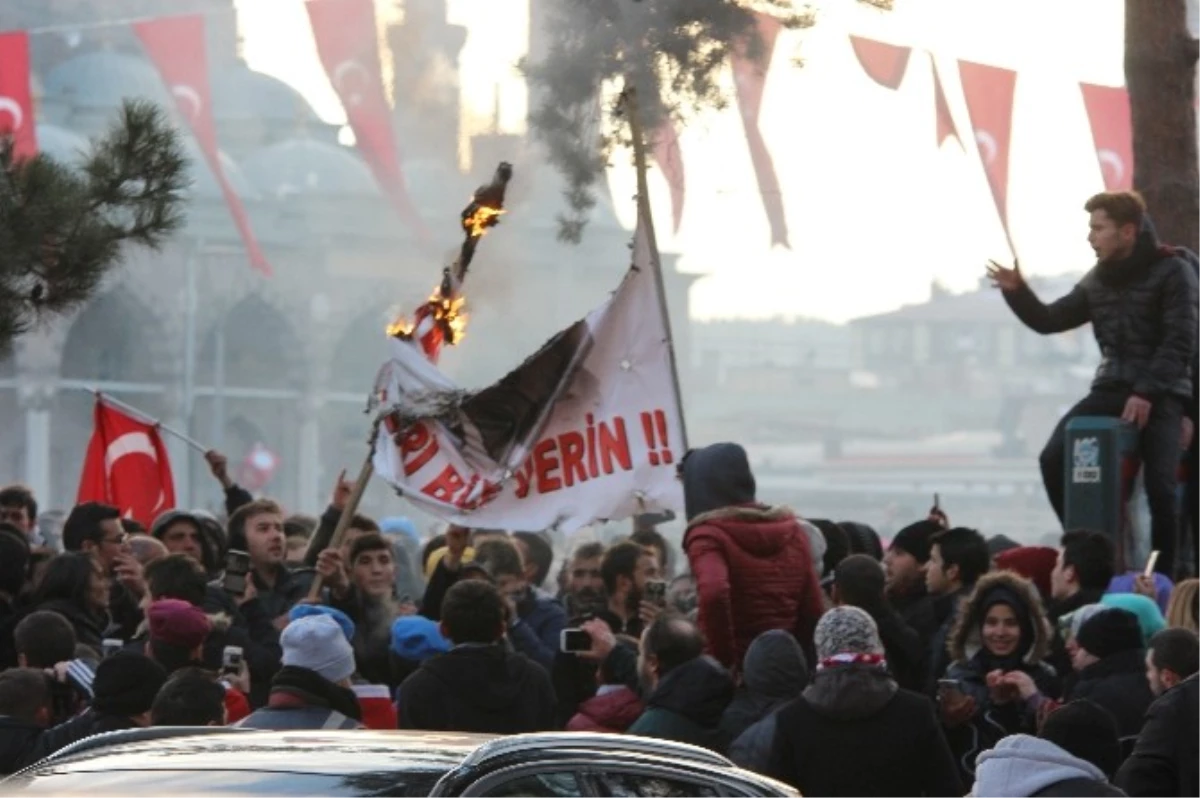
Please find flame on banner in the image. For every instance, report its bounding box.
[386,286,468,344]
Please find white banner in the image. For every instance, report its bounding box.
[370,221,685,532]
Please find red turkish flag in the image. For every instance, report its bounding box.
[732,13,789,248]
[849,35,911,90]
[77,399,176,526]
[1079,83,1132,191]
[0,32,37,160]
[307,0,428,244]
[134,15,271,276]
[650,120,686,233]
[958,59,1017,251]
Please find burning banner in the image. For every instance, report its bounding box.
[370,216,685,532]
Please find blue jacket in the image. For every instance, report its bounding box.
[509,588,567,672]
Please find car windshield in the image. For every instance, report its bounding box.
[6,767,447,797]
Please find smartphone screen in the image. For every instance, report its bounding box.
[223,550,251,595]
[560,628,591,653]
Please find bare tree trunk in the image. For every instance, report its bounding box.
[1125,0,1199,250]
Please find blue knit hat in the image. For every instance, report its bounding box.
[288,604,356,642]
[391,615,450,661]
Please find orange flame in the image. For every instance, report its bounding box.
[432,291,468,344]
[385,286,468,344]
[463,204,504,239]
[385,316,414,338]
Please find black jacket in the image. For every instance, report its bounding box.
[19,710,138,769]
[33,599,107,656]
[202,583,283,707]
[872,606,926,692]
[1003,219,1198,400]
[1033,778,1127,797]
[1116,674,1199,797]
[1067,648,1155,747]
[0,717,43,775]
[767,665,962,797]
[397,643,555,734]
[628,656,734,753]
[891,584,938,649]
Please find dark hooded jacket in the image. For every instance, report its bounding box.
[971,734,1125,797]
[1003,215,1198,400]
[1070,609,1152,753]
[0,717,43,775]
[943,571,1060,780]
[681,443,824,671]
[1116,673,1198,797]
[397,642,555,734]
[720,630,808,742]
[627,655,734,753]
[766,663,962,796]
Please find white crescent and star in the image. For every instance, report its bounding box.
[171,84,203,122]
[104,432,166,517]
[332,60,370,107]
[975,129,998,166]
[1097,148,1125,187]
[0,97,25,131]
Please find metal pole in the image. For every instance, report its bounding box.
[620,86,690,450]
[181,240,200,505]
[213,321,226,453]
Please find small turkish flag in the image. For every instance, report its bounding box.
[0,31,38,160]
[77,399,176,526]
[238,442,279,492]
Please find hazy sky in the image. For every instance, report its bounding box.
[235,0,1127,323]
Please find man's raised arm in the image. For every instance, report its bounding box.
[987,259,1091,334]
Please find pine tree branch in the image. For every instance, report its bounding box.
[0,99,190,353]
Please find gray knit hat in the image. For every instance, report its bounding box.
[281,615,356,683]
[814,606,884,660]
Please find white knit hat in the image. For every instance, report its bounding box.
[281,615,356,683]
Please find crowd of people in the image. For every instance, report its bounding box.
[0,441,1196,797]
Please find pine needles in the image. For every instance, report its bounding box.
[0,99,189,350]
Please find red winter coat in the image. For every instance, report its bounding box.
[683,505,824,672]
[566,686,644,733]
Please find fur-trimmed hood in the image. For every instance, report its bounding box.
[685,505,800,560]
[948,571,1050,666]
[687,504,795,530]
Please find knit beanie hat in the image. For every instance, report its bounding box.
[1076,608,1143,659]
[814,606,884,662]
[994,546,1058,599]
[391,615,451,662]
[288,603,356,642]
[147,598,212,650]
[1041,699,1122,778]
[281,615,356,683]
[1099,592,1167,646]
[889,520,940,564]
[92,652,168,716]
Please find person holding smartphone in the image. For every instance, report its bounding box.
[939,571,1061,782]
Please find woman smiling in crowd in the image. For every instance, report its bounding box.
[938,571,1060,781]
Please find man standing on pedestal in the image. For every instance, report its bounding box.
[988,191,1198,577]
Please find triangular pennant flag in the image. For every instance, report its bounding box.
[849,35,912,90]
